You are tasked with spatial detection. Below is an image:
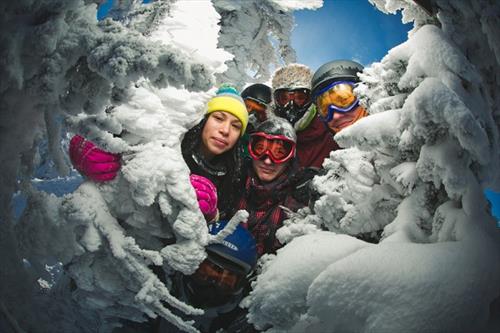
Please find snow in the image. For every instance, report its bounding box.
[243,232,371,330]
[299,236,499,333]
[147,0,232,74]
[1,0,499,332]
[245,1,500,332]
[214,0,316,87]
[270,0,323,12]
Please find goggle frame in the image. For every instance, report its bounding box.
[248,132,296,164]
[274,88,312,108]
[314,81,360,122]
[191,256,245,293]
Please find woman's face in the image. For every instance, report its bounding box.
[201,111,242,159]
[252,156,288,183]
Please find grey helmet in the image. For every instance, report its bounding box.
[311,60,364,97]
[241,83,272,105]
[254,116,297,143]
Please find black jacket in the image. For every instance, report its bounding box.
[237,159,319,256]
[181,118,244,220]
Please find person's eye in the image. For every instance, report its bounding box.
[254,143,265,152]
[232,122,242,130]
[213,113,224,121]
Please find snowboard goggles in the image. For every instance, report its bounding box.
[244,97,267,116]
[248,132,296,164]
[314,81,359,122]
[274,88,311,108]
[192,257,244,293]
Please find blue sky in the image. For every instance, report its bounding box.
[292,0,411,71]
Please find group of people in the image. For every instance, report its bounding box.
[69,59,368,332]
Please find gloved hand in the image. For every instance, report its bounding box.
[69,135,121,182]
[189,174,218,222]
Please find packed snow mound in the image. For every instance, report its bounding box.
[300,233,499,333]
[246,228,500,333]
[243,232,371,330]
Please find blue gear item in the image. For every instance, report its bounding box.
[178,221,257,310]
[207,220,257,275]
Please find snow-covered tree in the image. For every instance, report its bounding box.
[246,1,500,332]
[0,0,318,332]
[214,0,322,87]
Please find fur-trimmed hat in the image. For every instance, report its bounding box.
[207,84,248,136]
[271,63,313,90]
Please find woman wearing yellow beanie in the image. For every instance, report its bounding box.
[181,84,248,220]
[69,84,248,222]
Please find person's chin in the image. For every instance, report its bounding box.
[207,144,226,156]
[211,137,230,149]
[257,169,277,182]
[330,120,353,132]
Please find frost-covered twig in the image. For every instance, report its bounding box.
[208,210,249,244]
[70,182,202,331]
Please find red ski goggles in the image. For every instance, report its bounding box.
[274,88,311,108]
[248,132,296,164]
[191,257,245,293]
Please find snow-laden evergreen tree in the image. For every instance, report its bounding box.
[214,0,321,87]
[245,1,500,332]
[0,0,319,332]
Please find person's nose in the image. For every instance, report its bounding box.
[263,155,273,165]
[219,120,230,136]
[332,111,345,121]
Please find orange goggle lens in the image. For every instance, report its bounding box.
[274,89,311,108]
[248,133,295,164]
[191,258,243,292]
[244,98,267,113]
[317,83,356,115]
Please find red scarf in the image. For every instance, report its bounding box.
[237,165,301,256]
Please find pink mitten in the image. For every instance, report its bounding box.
[189,174,218,222]
[69,135,121,183]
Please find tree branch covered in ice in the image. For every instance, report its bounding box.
[1,0,320,332]
[1,0,224,330]
[214,0,322,88]
[248,1,500,332]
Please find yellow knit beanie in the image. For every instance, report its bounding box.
[207,85,248,136]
